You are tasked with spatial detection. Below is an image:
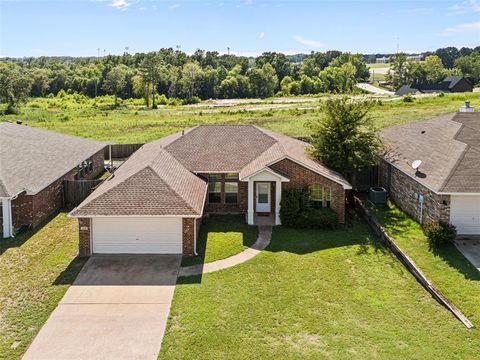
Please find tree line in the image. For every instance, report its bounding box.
[387,48,480,90]
[0,49,369,111]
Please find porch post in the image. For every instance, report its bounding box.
[2,199,12,238]
[247,180,254,225]
[275,179,282,225]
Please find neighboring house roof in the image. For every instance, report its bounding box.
[394,76,472,96]
[70,125,351,217]
[0,122,106,198]
[70,143,207,217]
[380,112,480,194]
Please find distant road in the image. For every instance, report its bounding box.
[356,83,395,96]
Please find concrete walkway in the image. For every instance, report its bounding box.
[179,225,272,277]
[23,255,181,360]
[356,82,395,95]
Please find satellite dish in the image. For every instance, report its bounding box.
[412,160,422,170]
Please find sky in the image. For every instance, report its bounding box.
[0,0,479,57]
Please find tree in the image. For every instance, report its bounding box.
[387,53,408,89]
[140,53,165,108]
[421,55,446,84]
[0,64,33,113]
[102,64,128,106]
[455,52,480,85]
[247,63,278,98]
[307,97,381,179]
[180,62,202,99]
[435,47,459,69]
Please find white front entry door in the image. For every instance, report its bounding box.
[256,182,271,213]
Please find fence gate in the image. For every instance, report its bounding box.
[63,179,103,209]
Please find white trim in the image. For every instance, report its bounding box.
[247,180,254,225]
[266,155,352,190]
[275,179,282,225]
[69,214,203,219]
[240,167,290,182]
[2,199,13,238]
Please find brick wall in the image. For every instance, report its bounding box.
[78,218,92,257]
[11,149,105,232]
[379,160,450,224]
[270,159,346,223]
[182,218,195,256]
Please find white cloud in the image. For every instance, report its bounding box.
[109,0,131,11]
[259,32,265,39]
[293,35,325,48]
[449,0,480,14]
[168,3,181,9]
[443,21,480,33]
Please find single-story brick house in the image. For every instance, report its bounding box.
[379,108,480,235]
[0,122,106,238]
[70,125,351,257]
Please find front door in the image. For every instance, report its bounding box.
[256,182,271,213]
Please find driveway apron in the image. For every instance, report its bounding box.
[22,255,181,360]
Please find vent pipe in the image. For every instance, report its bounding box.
[460,101,474,113]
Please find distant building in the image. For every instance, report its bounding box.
[376,56,389,64]
[395,76,473,96]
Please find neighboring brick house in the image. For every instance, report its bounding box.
[0,122,106,238]
[70,125,351,257]
[379,109,480,236]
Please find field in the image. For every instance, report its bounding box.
[367,63,391,69]
[1,93,478,144]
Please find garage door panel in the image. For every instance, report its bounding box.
[92,217,183,254]
[450,196,480,235]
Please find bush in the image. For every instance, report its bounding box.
[423,220,456,247]
[279,188,338,229]
[403,94,414,102]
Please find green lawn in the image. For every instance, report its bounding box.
[367,63,391,69]
[1,93,478,143]
[366,201,480,327]
[0,214,85,360]
[161,218,480,360]
[181,215,258,267]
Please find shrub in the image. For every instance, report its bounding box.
[403,94,414,102]
[423,220,457,247]
[279,188,338,229]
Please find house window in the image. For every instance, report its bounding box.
[308,184,332,209]
[309,184,323,209]
[225,182,238,204]
[208,181,222,203]
[75,156,94,180]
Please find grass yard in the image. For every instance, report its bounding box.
[0,214,85,360]
[161,217,480,360]
[367,201,480,327]
[367,63,391,69]
[181,215,258,267]
[1,93,478,144]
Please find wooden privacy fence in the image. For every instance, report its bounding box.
[351,166,379,192]
[354,196,474,329]
[105,144,144,160]
[63,179,103,209]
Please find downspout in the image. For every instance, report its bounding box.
[193,218,198,256]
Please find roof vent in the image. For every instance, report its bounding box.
[460,101,474,113]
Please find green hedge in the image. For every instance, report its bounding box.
[280,188,338,229]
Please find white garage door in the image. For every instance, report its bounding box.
[92,217,183,254]
[450,196,480,235]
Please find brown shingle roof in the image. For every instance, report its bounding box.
[0,122,106,198]
[381,112,480,193]
[71,124,351,217]
[70,143,207,217]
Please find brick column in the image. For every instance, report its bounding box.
[78,218,92,257]
[182,218,195,256]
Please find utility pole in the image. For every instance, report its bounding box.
[227,47,230,55]
[97,48,100,57]
[125,46,129,54]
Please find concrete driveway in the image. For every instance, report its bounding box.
[23,255,182,360]
[455,238,480,272]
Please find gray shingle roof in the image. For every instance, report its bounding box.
[381,112,480,193]
[70,125,351,217]
[0,122,106,198]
